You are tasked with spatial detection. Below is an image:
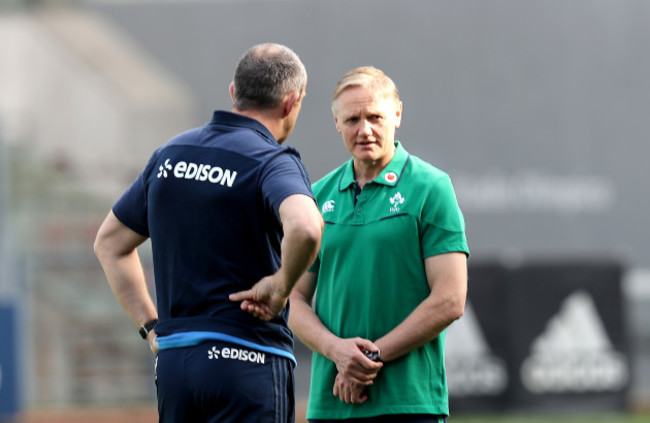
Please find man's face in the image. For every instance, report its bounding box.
[333,86,402,168]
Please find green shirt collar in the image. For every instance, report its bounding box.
[339,141,410,191]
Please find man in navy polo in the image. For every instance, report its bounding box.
[94,43,323,423]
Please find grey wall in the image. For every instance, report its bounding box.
[89,0,650,266]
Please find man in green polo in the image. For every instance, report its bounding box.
[289,66,469,423]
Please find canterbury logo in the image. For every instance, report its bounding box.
[321,200,335,214]
[157,158,237,187]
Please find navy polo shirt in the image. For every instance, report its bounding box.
[112,110,314,358]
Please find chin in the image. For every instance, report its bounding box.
[354,154,381,163]
[354,146,377,156]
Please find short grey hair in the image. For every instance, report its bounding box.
[331,66,399,113]
[232,43,307,111]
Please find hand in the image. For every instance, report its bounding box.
[329,338,383,386]
[147,331,159,355]
[333,372,369,404]
[229,274,289,321]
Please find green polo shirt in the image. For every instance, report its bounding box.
[306,141,469,420]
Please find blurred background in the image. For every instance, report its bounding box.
[1,0,649,421]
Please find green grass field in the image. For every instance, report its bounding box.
[298,413,650,423]
[449,414,650,423]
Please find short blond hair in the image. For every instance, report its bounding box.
[331,66,400,112]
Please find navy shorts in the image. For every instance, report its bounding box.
[156,340,295,423]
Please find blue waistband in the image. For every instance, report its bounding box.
[156,331,297,367]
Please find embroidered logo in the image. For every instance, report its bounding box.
[389,192,405,213]
[321,200,336,214]
[384,172,398,183]
[157,159,172,178]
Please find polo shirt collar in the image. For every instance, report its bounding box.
[209,110,277,145]
[339,141,410,191]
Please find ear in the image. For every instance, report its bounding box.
[283,91,300,117]
[228,82,235,102]
[394,101,403,129]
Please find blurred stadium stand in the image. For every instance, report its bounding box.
[0,1,193,415]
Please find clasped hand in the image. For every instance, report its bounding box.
[330,338,383,404]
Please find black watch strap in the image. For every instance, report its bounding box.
[139,319,158,339]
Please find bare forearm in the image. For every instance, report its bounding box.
[277,226,321,295]
[98,249,157,327]
[290,293,383,389]
[289,296,340,359]
[275,194,323,296]
[374,293,463,362]
[290,272,384,394]
[94,211,156,328]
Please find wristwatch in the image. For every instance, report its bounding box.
[139,319,158,339]
[363,348,382,362]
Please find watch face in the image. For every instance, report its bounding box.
[363,349,380,362]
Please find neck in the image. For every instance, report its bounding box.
[232,108,285,143]
[353,160,384,189]
[353,146,396,188]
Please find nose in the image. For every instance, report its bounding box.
[359,119,372,136]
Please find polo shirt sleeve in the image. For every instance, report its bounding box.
[259,148,315,220]
[111,153,159,237]
[420,174,469,258]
